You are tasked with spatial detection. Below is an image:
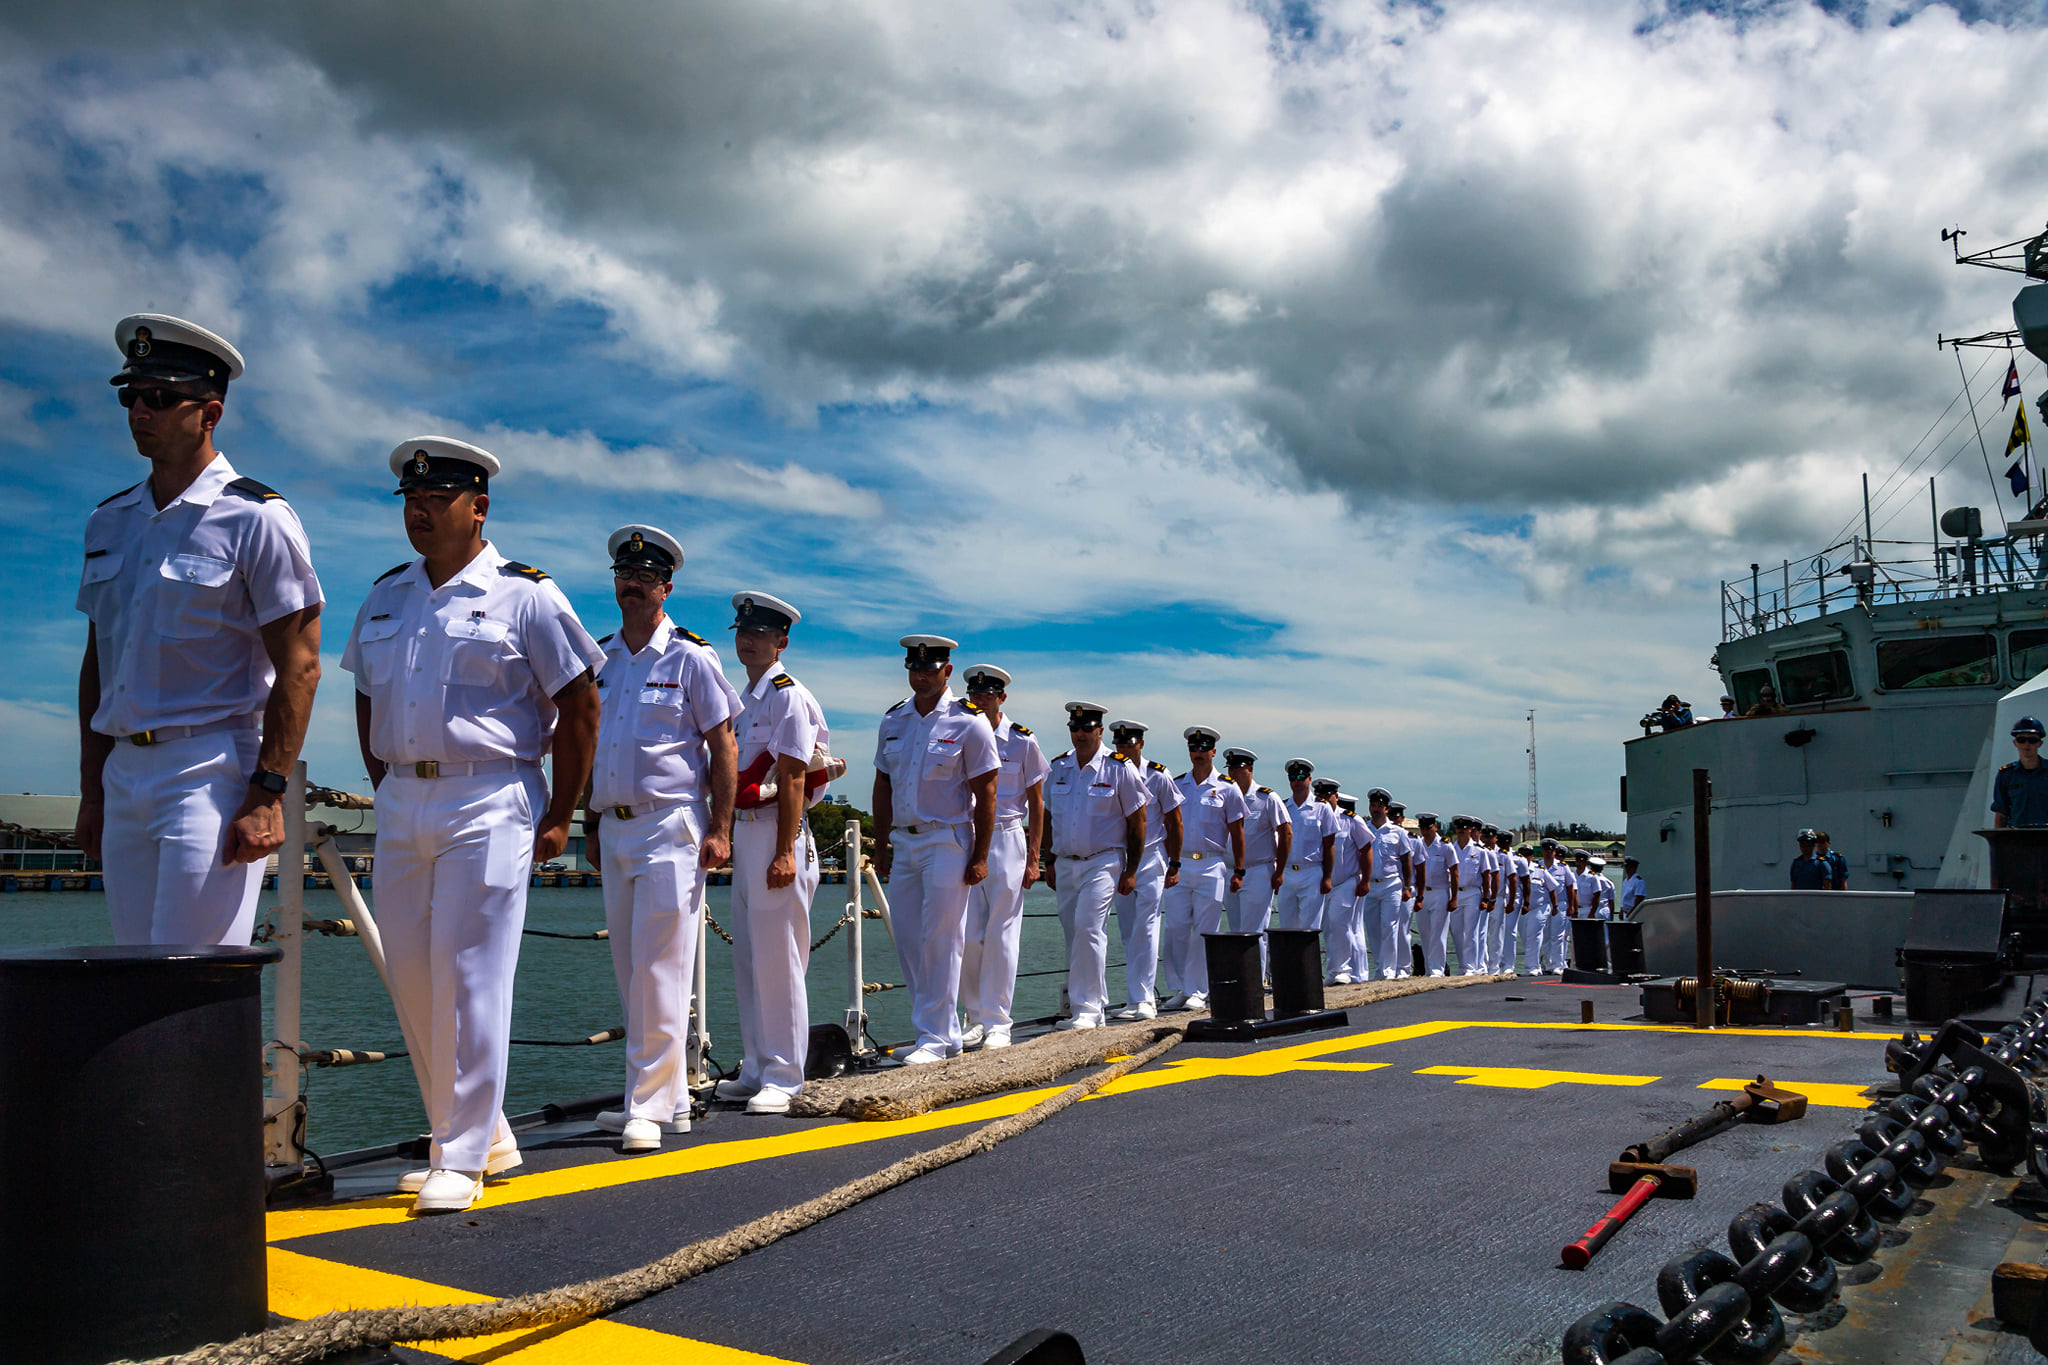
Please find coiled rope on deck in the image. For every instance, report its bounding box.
[120,1030,1185,1365]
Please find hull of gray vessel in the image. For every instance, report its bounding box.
[1635,889,1913,987]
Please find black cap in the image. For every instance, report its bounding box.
[2016,715,2046,739]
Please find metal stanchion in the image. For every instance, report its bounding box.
[1693,768,1715,1030]
[263,761,309,1170]
[846,821,869,1053]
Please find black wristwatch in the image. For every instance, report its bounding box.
[250,768,289,796]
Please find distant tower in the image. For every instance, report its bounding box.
[1525,710,1539,840]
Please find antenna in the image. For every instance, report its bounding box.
[1525,709,1539,841]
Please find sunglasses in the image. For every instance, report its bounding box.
[117,386,202,411]
[1188,740,1216,750]
[2020,737,2043,745]
[1068,719,1102,731]
[966,681,1005,694]
[611,567,669,586]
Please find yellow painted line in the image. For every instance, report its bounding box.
[273,1017,1885,1244]
[1417,1065,1661,1090]
[1698,1078,1877,1109]
[268,1247,799,1363]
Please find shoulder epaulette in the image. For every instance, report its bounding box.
[374,562,409,583]
[598,633,615,645]
[1111,750,1130,763]
[1055,751,1072,762]
[1148,759,1167,771]
[1258,785,1274,795]
[225,476,283,502]
[886,697,910,714]
[961,699,983,714]
[97,480,144,508]
[2002,761,2020,771]
[680,628,709,648]
[771,674,795,690]
[1177,771,1189,781]
[501,560,550,581]
[1011,722,1034,737]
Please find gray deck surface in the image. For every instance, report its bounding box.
[282,981,1914,1364]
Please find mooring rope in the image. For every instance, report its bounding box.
[122,1030,1186,1365]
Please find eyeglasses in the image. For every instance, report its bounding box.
[611,567,669,586]
[117,386,201,411]
[2020,737,2043,746]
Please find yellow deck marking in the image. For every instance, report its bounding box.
[273,1018,1886,1246]
[1698,1078,1877,1109]
[1416,1065,1661,1089]
[268,1247,799,1363]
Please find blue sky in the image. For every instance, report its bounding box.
[4,0,2046,835]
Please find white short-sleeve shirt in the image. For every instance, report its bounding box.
[1175,771,1248,857]
[78,455,323,736]
[1419,837,1458,895]
[1454,839,1489,905]
[989,717,1050,823]
[1128,756,1185,849]
[341,541,602,766]
[1331,809,1371,886]
[1285,794,1335,867]
[590,616,741,810]
[1045,746,1147,857]
[874,692,1000,826]
[1367,819,1408,889]
[1238,784,1293,864]
[735,659,830,806]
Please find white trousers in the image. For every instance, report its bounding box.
[1491,908,1523,974]
[373,766,541,1172]
[1542,913,1571,972]
[1113,844,1168,1007]
[1365,886,1404,980]
[1451,895,1488,975]
[1525,910,1554,974]
[102,728,264,946]
[601,801,705,1122]
[1160,859,1228,996]
[1322,881,1363,980]
[730,813,819,1096]
[1418,888,1452,975]
[961,820,1028,1032]
[1273,864,1327,932]
[1397,894,1416,976]
[887,823,972,1055]
[1055,848,1120,1023]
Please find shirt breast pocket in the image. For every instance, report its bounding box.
[157,553,237,639]
[923,736,962,778]
[80,549,125,619]
[443,619,512,687]
[353,615,405,687]
[636,690,689,739]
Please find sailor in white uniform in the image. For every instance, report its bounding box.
[1362,790,1412,981]
[1618,857,1647,918]
[1479,825,1511,973]
[584,526,739,1150]
[872,635,1000,1064]
[1495,843,1533,976]
[957,665,1047,1049]
[1527,840,1577,975]
[78,314,324,946]
[1042,703,1147,1029]
[1223,748,1292,979]
[717,592,833,1112]
[1274,758,1334,932]
[1109,720,1183,1020]
[1389,800,1422,977]
[1159,726,1246,1011]
[1449,817,1491,975]
[1412,814,1459,976]
[343,436,602,1214]
[1321,788,1371,984]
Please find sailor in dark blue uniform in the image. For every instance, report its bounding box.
[1788,829,1829,890]
[1994,715,2048,828]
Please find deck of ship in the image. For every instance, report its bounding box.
[262,980,2043,1364]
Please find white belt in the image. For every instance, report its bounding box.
[1058,848,1121,861]
[996,815,1026,831]
[734,806,784,823]
[388,757,530,780]
[1287,861,1322,873]
[894,821,966,836]
[1243,856,1275,868]
[1185,850,1227,861]
[117,714,259,747]
[599,795,699,820]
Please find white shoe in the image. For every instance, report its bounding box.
[1334,972,1355,985]
[1159,991,1189,1011]
[961,1023,987,1049]
[412,1169,482,1214]
[983,1030,1012,1049]
[715,1078,760,1101]
[1111,1001,1158,1021]
[398,1131,521,1193]
[746,1089,793,1115]
[620,1119,663,1153]
[900,1045,948,1065]
[1183,992,1207,1011]
[1427,970,1445,978]
[595,1109,691,1135]
[1054,1015,1100,1031]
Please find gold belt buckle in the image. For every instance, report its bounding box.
[414,760,440,779]
[129,730,157,747]
[1188,851,1204,860]
[613,806,633,820]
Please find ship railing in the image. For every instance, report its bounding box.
[1719,530,2048,642]
[260,766,894,1180]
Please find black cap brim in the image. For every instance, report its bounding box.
[110,364,223,391]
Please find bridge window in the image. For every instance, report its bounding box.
[1875,633,1999,690]
[2012,628,2048,682]
[1776,649,1855,704]
[1730,667,1774,711]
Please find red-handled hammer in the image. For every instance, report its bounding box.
[1561,1162,1698,1269]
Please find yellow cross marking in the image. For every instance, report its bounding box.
[1416,1065,1661,1089]
[268,1247,796,1363]
[1697,1077,1876,1109]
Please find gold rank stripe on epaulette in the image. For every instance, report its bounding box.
[97,480,144,507]
[374,562,409,583]
[771,674,795,690]
[1149,760,1167,771]
[886,698,910,714]
[1111,751,1130,763]
[1054,751,1071,762]
[225,476,284,502]
[598,633,615,646]
[1011,723,1033,737]
[501,561,550,580]
[680,628,709,647]
[961,699,983,714]
[1258,786,1275,794]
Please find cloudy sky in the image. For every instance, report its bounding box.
[4,0,2045,829]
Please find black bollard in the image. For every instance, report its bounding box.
[1265,929,1326,1018]
[1201,932,1264,1022]
[0,944,280,1364]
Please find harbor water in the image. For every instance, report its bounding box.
[1,882,1085,1154]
